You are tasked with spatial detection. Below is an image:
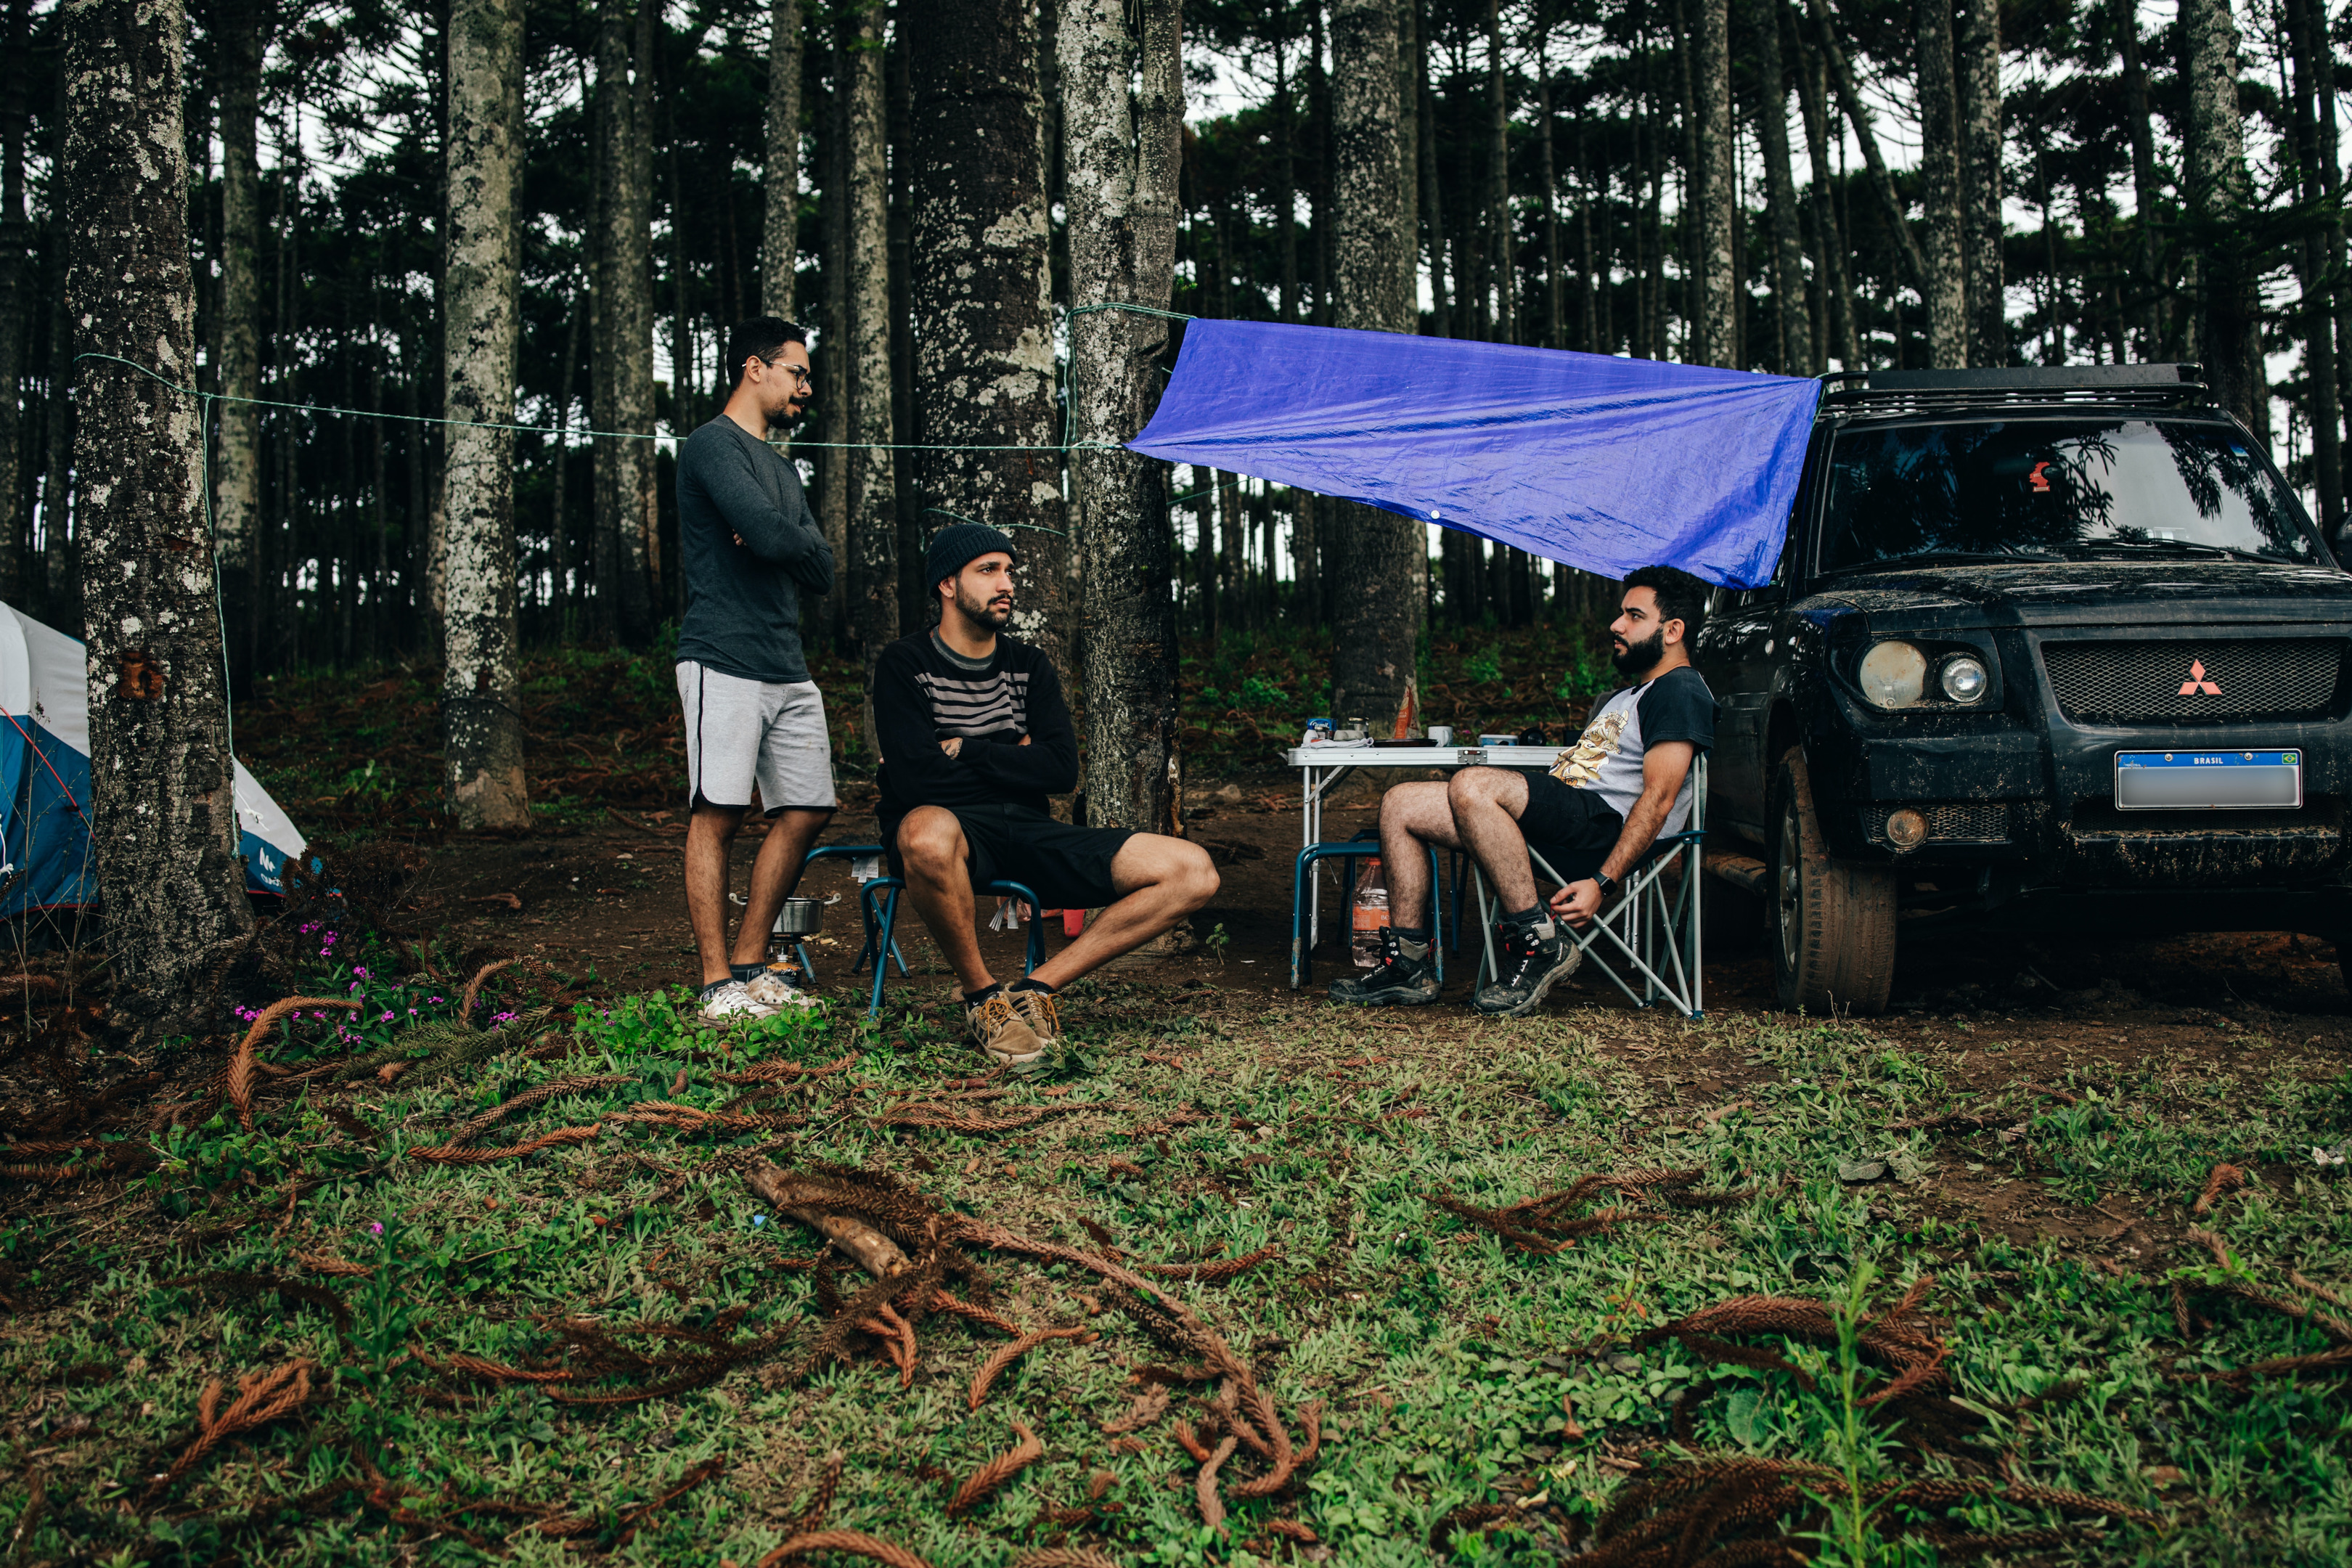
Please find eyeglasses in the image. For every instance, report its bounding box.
[759,356,813,387]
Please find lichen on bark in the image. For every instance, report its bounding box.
[441,0,528,830]
[62,0,253,1031]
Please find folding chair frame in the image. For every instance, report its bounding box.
[1288,833,1446,989]
[1467,754,1707,1020]
[856,876,1046,1017]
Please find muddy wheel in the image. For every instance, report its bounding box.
[1768,748,1898,1015]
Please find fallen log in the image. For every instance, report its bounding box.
[743,1159,910,1278]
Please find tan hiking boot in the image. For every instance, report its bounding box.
[965,991,1049,1073]
[1007,985,1061,1045]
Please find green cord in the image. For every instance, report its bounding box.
[70,296,1199,757]
[918,505,1067,538]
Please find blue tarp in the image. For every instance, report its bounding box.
[1126,320,1824,589]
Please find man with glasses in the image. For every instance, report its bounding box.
[674,317,837,1020]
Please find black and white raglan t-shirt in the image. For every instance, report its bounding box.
[873,630,1081,842]
[1547,666,1718,834]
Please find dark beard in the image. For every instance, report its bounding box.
[954,587,1013,632]
[1611,627,1665,678]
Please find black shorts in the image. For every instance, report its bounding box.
[884,802,1137,910]
[1516,772,1624,878]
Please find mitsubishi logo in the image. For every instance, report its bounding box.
[2179,658,2221,696]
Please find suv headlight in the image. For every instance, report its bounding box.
[1858,640,1927,708]
[1940,655,1989,703]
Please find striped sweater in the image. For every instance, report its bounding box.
[873,631,1079,830]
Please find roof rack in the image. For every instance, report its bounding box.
[1819,362,2215,418]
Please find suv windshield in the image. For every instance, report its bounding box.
[1817,417,2321,572]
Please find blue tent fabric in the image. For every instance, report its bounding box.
[1126,320,1824,589]
[0,603,304,918]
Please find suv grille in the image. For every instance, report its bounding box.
[2042,639,2345,724]
[1863,804,2011,844]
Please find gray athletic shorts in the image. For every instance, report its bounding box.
[676,661,837,814]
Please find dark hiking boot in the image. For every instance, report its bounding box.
[1471,923,1581,1016]
[1328,928,1441,1006]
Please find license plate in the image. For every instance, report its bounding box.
[2115,749,2303,809]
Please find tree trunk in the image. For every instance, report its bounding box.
[1397,0,1417,278]
[1485,0,1514,344]
[1749,0,1812,373]
[1309,1,1331,325]
[0,0,26,605]
[1958,0,2003,366]
[1063,0,1181,835]
[2287,0,2343,534]
[594,0,656,645]
[1693,0,1734,366]
[1789,6,1859,367]
[2181,0,2260,434]
[2116,0,2164,353]
[1419,67,1447,338]
[1914,0,1965,367]
[1278,45,1301,324]
[889,16,918,632]
[846,0,897,756]
[1535,9,1561,349]
[551,285,582,623]
[62,0,253,1029]
[1328,0,1421,731]
[906,0,1064,668]
[1805,0,1927,295]
[820,28,851,648]
[213,0,260,687]
[763,0,801,319]
[441,0,527,830]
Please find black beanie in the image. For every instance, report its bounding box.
[925,521,1018,594]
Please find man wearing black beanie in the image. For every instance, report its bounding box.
[874,526,1218,1070]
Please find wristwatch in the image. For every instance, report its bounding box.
[1591,871,1617,895]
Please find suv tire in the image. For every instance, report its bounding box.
[1768,748,1898,1015]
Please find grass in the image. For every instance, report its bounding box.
[9,948,2352,1564]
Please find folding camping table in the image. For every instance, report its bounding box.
[1285,742,1564,954]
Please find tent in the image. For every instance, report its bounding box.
[1127,319,1824,589]
[0,602,306,918]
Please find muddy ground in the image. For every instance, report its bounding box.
[419,765,2352,1058]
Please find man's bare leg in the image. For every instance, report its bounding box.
[896,807,993,994]
[1378,781,1462,931]
[1028,835,1220,989]
[1447,767,1540,912]
[686,804,748,987]
[730,807,836,968]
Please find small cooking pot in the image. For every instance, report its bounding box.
[771,897,826,936]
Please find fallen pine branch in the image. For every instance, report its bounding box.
[947,1420,1042,1516]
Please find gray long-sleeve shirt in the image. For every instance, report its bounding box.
[675,417,836,683]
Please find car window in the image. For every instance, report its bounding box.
[1816,417,2321,571]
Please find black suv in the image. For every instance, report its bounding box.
[1694,364,2352,1014]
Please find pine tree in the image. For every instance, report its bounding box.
[1328,0,1422,730]
[441,0,528,829]
[1063,0,1182,833]
[905,0,1061,663]
[63,0,253,1030]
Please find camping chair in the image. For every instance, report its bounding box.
[1465,754,1708,1020]
[1289,829,1446,989]
[854,875,1048,1016]
[793,843,900,987]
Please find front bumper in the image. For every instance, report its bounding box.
[1804,679,2352,894]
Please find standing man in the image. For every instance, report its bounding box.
[1331,565,1716,1017]
[677,317,838,1020]
[875,525,1220,1069]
